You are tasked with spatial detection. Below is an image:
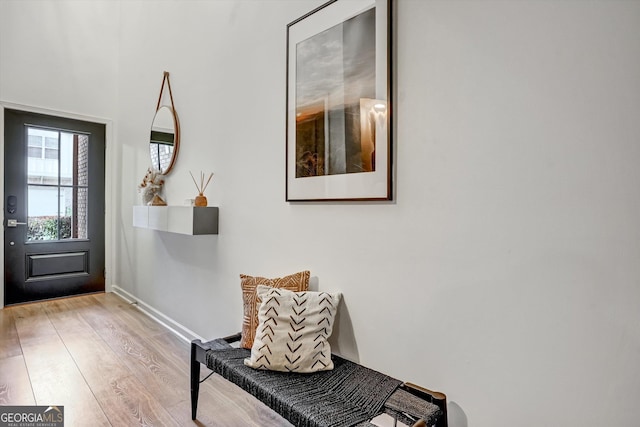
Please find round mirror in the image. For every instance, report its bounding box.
[149,105,180,175]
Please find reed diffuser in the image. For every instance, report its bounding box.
[189,171,214,207]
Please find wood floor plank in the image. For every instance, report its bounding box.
[43,297,180,426]
[97,293,169,337]
[0,307,22,359]
[170,373,294,427]
[93,293,291,426]
[0,355,35,405]
[92,374,181,426]
[21,342,111,426]
[14,306,111,427]
[10,302,58,347]
[74,296,191,408]
[95,298,290,425]
[95,294,193,372]
[1,293,292,427]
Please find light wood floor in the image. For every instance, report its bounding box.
[0,292,291,427]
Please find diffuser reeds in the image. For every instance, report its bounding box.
[190,171,214,196]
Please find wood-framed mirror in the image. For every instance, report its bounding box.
[150,71,180,175]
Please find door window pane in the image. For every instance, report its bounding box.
[74,187,88,239]
[60,187,73,239]
[28,135,43,159]
[60,133,74,185]
[27,185,59,241]
[59,133,89,186]
[26,127,89,242]
[44,136,59,160]
[58,187,88,239]
[76,135,89,186]
[27,128,59,183]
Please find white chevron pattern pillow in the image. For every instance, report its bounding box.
[244,285,342,373]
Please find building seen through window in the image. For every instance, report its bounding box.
[27,127,89,241]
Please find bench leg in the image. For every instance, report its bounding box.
[190,341,201,420]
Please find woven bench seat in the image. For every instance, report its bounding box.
[191,334,447,427]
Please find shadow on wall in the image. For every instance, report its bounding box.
[314,275,361,364]
[448,401,468,427]
[330,297,361,363]
[308,275,320,291]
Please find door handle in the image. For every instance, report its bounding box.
[7,219,27,227]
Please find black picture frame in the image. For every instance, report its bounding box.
[286,0,392,201]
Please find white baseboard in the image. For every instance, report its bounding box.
[111,285,205,344]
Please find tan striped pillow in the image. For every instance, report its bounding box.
[240,271,310,349]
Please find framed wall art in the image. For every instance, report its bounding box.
[286,0,392,201]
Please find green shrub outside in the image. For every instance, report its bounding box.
[28,216,72,240]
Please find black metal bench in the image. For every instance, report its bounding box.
[191,333,448,427]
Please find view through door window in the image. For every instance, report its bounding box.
[27,127,89,241]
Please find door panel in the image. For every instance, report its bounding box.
[4,109,105,305]
[27,251,89,278]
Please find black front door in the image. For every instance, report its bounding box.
[4,109,105,305]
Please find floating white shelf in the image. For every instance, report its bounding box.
[133,206,218,235]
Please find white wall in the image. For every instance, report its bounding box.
[2,1,640,426]
[0,1,119,117]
